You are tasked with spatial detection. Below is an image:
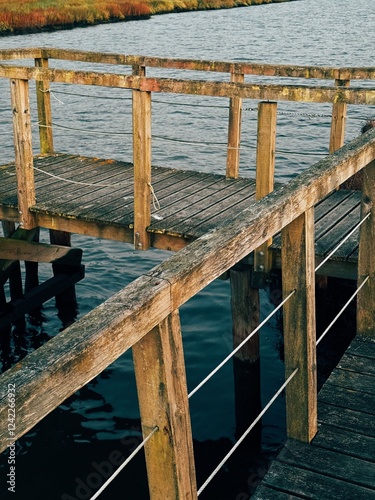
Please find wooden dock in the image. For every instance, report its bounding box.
[0,48,375,500]
[253,335,375,499]
[0,152,363,277]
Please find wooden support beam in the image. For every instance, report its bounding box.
[281,208,317,443]
[1,222,23,315]
[0,237,82,266]
[357,159,375,337]
[132,310,197,499]
[10,78,36,229]
[254,102,277,280]
[329,79,350,153]
[133,86,152,250]
[230,264,261,448]
[226,72,244,178]
[35,57,54,154]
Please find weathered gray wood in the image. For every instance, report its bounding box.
[318,381,375,414]
[318,402,375,437]
[278,439,375,489]
[262,460,375,499]
[252,485,302,499]
[313,423,375,461]
[325,366,375,393]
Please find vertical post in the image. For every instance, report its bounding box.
[1,222,23,303]
[226,72,244,179]
[230,263,261,449]
[281,208,317,443]
[254,101,277,276]
[357,159,375,337]
[133,310,197,499]
[329,79,350,153]
[35,57,54,154]
[10,78,36,229]
[132,65,151,250]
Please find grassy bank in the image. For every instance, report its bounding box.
[0,0,290,36]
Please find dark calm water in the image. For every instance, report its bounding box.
[0,0,374,498]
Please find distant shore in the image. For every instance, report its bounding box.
[0,0,292,37]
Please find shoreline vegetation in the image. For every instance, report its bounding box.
[0,0,291,37]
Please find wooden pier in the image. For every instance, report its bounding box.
[0,48,375,499]
[254,335,375,499]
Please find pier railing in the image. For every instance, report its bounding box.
[0,48,375,255]
[0,49,375,497]
[0,122,374,496]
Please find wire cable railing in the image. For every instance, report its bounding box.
[89,426,158,500]
[188,289,296,399]
[197,368,299,496]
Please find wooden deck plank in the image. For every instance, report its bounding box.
[149,180,254,237]
[0,153,368,269]
[318,402,375,437]
[313,423,375,461]
[254,336,375,499]
[277,439,375,489]
[258,460,375,500]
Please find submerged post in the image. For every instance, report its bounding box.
[10,78,36,230]
[281,208,317,443]
[230,262,262,449]
[133,310,197,499]
[133,65,151,251]
[357,159,375,336]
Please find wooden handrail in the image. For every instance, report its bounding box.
[1,127,374,453]
[1,47,375,80]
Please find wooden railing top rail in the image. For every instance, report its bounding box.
[0,47,375,81]
[0,127,374,453]
[0,63,375,106]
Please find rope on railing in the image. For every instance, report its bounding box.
[316,275,369,346]
[89,426,158,500]
[188,289,295,399]
[197,368,299,496]
[315,212,371,273]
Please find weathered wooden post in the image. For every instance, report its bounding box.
[133,65,152,251]
[226,71,244,179]
[230,261,261,448]
[329,79,350,154]
[10,78,36,230]
[35,55,54,154]
[281,208,317,443]
[254,101,277,278]
[132,310,197,499]
[230,101,277,448]
[357,158,375,336]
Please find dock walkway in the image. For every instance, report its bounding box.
[254,335,375,499]
[0,152,363,276]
